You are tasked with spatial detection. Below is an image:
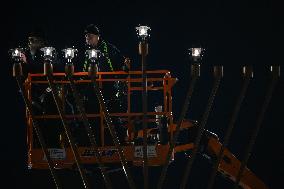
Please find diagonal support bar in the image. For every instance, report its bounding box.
[88,63,137,189]
[44,61,90,189]
[206,66,253,189]
[157,63,201,189]
[180,65,223,189]
[233,66,280,189]
[13,63,62,189]
[65,64,112,189]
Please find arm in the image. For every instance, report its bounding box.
[106,41,130,71]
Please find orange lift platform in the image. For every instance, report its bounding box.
[21,69,271,189]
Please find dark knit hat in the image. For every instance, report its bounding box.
[84,24,100,35]
[28,26,46,39]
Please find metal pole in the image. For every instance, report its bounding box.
[180,66,223,189]
[44,60,90,189]
[206,66,253,189]
[157,63,200,189]
[88,63,137,189]
[65,63,112,189]
[139,41,149,189]
[233,66,280,189]
[13,63,62,189]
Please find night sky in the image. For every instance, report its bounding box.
[2,0,283,188]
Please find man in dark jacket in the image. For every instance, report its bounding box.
[20,27,63,147]
[83,24,129,72]
[21,27,62,74]
[82,24,129,145]
[21,27,46,74]
[83,24,129,110]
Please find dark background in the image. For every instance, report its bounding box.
[2,0,283,188]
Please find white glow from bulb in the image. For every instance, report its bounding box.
[86,49,100,60]
[14,49,20,56]
[46,48,51,55]
[63,48,77,59]
[91,50,97,58]
[66,49,72,57]
[11,48,23,59]
[192,48,201,57]
[140,28,146,36]
[136,26,150,38]
[41,47,55,58]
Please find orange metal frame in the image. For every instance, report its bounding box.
[23,70,269,189]
[25,70,182,169]
[207,137,269,189]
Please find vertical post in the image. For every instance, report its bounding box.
[206,66,253,189]
[99,73,105,146]
[180,65,223,189]
[233,66,280,189]
[139,40,149,189]
[163,74,168,114]
[26,74,33,163]
[127,65,131,142]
